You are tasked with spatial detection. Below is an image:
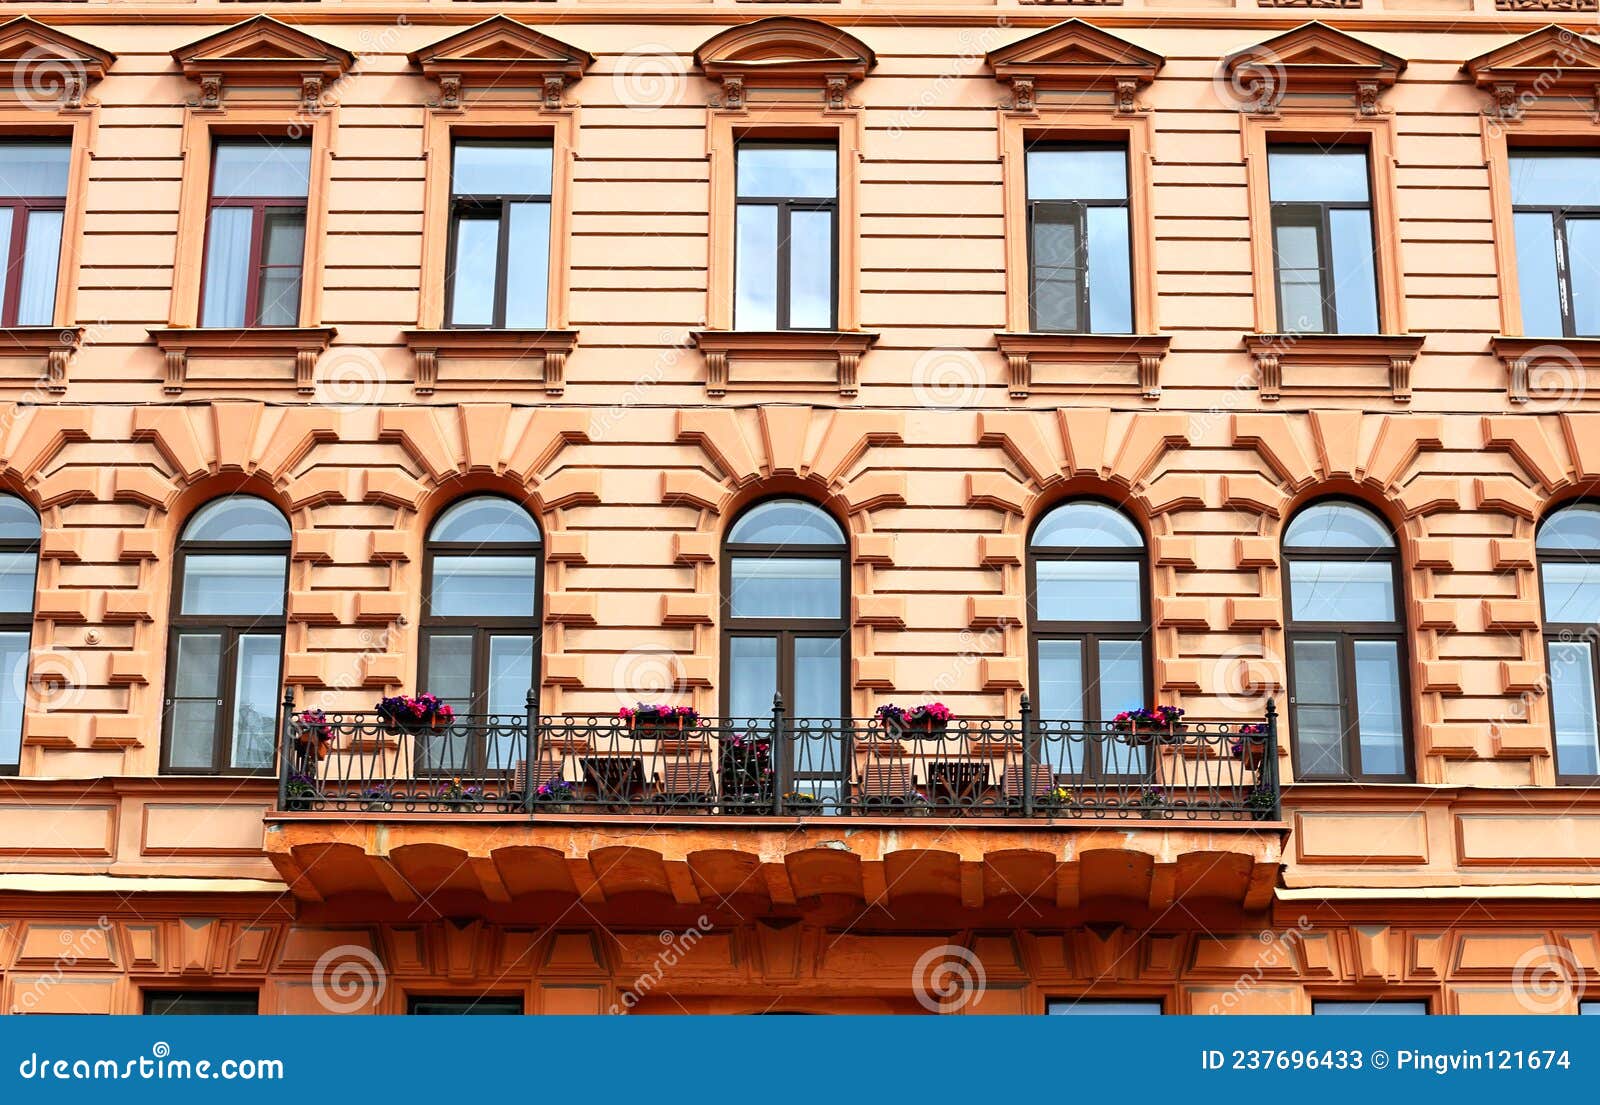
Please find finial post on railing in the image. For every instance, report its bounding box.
[278,686,296,809]
[1019,692,1035,817]
[1265,697,1281,822]
[771,693,787,816]
[525,688,539,816]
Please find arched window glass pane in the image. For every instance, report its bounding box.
[430,496,541,545]
[0,496,39,542]
[180,555,287,617]
[729,558,841,619]
[727,499,843,546]
[182,497,290,544]
[1288,561,1396,622]
[429,556,540,618]
[1031,502,1143,549]
[1284,502,1393,549]
[1035,561,1141,622]
[1539,504,1600,552]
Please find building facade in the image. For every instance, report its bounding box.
[0,2,1598,1016]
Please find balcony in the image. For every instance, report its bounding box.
[264,696,1285,913]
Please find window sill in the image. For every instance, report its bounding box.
[1490,336,1600,404]
[0,326,83,394]
[691,329,878,398]
[994,332,1171,399]
[1244,333,1424,404]
[400,328,579,397]
[149,326,337,396]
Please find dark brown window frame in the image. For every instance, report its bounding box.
[1025,499,1152,781]
[1536,505,1600,785]
[1282,498,1414,783]
[733,140,840,332]
[0,498,38,777]
[1024,140,1132,335]
[143,990,261,1016]
[198,137,309,329]
[1509,148,1600,339]
[407,994,525,1015]
[442,138,554,330]
[0,140,69,330]
[1267,142,1380,336]
[160,510,289,777]
[418,495,543,777]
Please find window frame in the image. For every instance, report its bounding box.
[1507,148,1600,339]
[418,495,544,776]
[1536,504,1600,785]
[0,141,69,329]
[719,496,850,719]
[1046,997,1164,1015]
[160,501,290,777]
[197,137,310,330]
[1266,143,1380,336]
[407,994,525,1015]
[442,138,554,331]
[1025,499,1152,781]
[143,990,261,1016]
[0,496,38,776]
[1024,141,1133,334]
[732,139,840,332]
[1281,499,1414,783]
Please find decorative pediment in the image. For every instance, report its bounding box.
[172,15,355,111]
[409,17,593,112]
[0,17,114,110]
[1221,22,1405,116]
[986,20,1163,113]
[695,17,875,110]
[1464,26,1600,122]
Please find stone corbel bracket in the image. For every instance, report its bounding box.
[149,327,336,395]
[995,332,1171,400]
[409,15,595,112]
[691,329,878,398]
[1245,333,1424,404]
[400,328,579,397]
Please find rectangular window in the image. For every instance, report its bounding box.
[408,996,524,1015]
[0,141,70,328]
[734,141,837,330]
[1267,146,1380,335]
[1510,150,1600,337]
[144,991,259,1015]
[1047,999,1162,1015]
[446,141,553,329]
[200,139,311,328]
[1026,145,1132,333]
[1312,1000,1428,1015]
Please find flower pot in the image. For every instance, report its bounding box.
[363,800,392,814]
[1239,738,1267,770]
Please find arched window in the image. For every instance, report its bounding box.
[420,496,541,771]
[723,498,848,801]
[1282,500,1410,781]
[0,495,38,775]
[1028,500,1149,777]
[163,496,290,774]
[1538,503,1600,782]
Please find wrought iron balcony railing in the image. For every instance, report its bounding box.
[277,692,1280,823]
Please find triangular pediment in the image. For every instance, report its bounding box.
[409,16,593,80]
[695,17,875,82]
[0,16,114,80]
[986,20,1164,87]
[1224,22,1404,82]
[172,15,354,80]
[1465,26,1600,82]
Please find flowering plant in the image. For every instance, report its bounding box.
[296,709,334,744]
[1137,785,1167,809]
[376,693,455,727]
[286,771,318,799]
[1111,705,1185,732]
[619,703,700,727]
[783,790,821,809]
[875,702,954,728]
[535,778,575,802]
[360,784,395,809]
[1229,723,1268,759]
[436,778,483,803]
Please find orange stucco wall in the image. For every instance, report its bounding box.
[0,2,1598,1012]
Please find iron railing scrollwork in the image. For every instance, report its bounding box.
[278,689,1281,823]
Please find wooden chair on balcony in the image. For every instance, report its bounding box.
[653,744,715,811]
[854,760,916,812]
[999,749,1054,806]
